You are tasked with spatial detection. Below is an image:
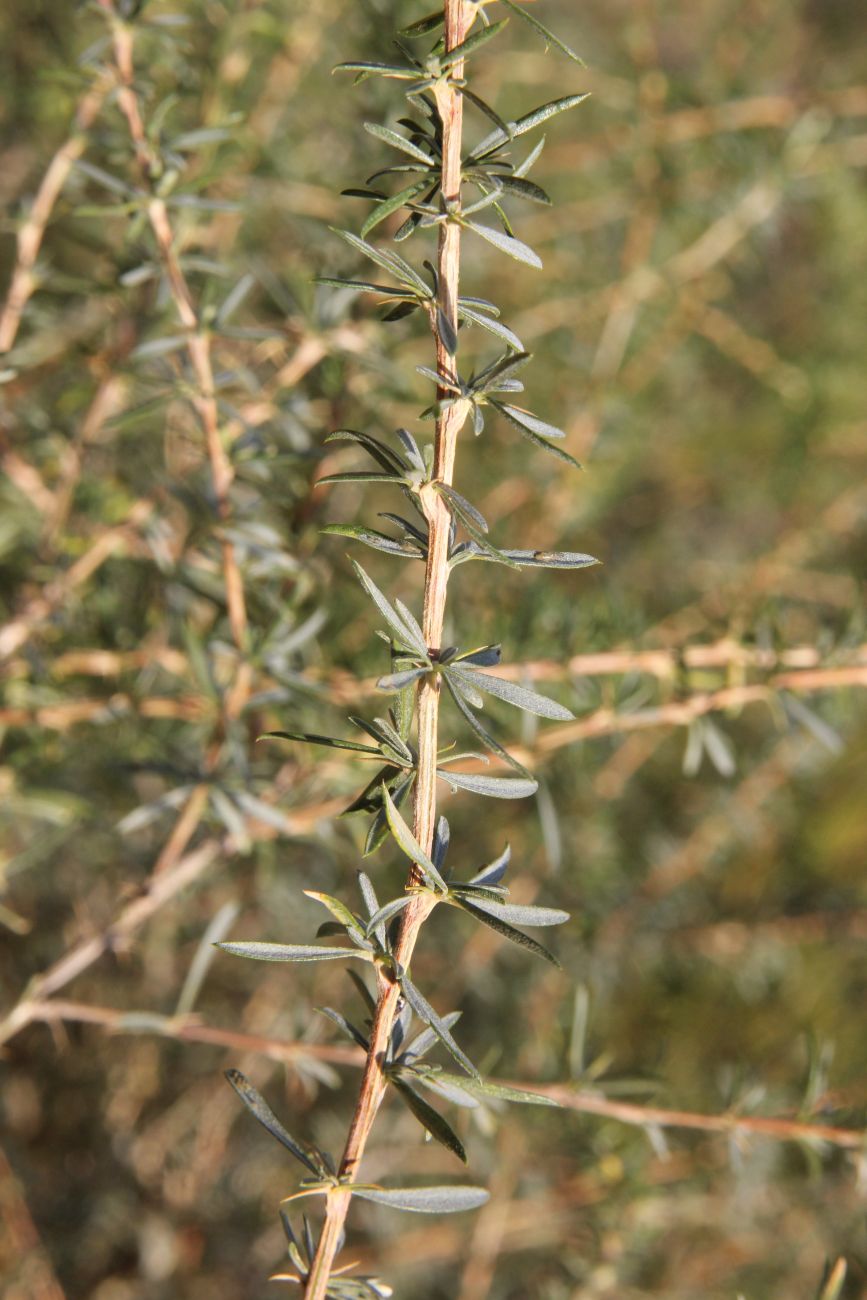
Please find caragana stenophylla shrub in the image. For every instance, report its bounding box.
[218,3,595,1296]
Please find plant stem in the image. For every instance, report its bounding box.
[302,4,471,1295]
[97,0,250,719]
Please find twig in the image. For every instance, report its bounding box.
[19,1003,867,1157]
[303,5,472,1294]
[96,0,250,716]
[0,72,112,354]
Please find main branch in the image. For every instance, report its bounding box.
[303,4,472,1296]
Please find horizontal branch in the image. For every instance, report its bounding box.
[18,1001,867,1155]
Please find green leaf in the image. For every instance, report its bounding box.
[377,666,430,691]
[382,785,447,893]
[318,1007,369,1051]
[400,972,479,1077]
[489,399,581,467]
[443,673,534,777]
[447,663,574,721]
[261,730,381,756]
[498,0,586,64]
[465,221,542,268]
[351,1185,489,1214]
[436,769,538,799]
[216,941,369,963]
[332,229,429,295]
[352,560,429,658]
[441,18,509,68]
[451,892,569,927]
[391,1078,467,1162]
[361,181,429,238]
[458,303,524,351]
[494,402,566,440]
[497,548,598,570]
[452,899,560,967]
[364,894,413,939]
[474,93,590,157]
[436,1073,561,1108]
[224,1070,323,1175]
[303,891,369,946]
[322,524,422,561]
[364,123,436,165]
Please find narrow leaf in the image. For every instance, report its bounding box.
[224,1070,321,1175]
[217,941,368,963]
[466,221,542,268]
[391,1078,467,1162]
[351,1185,489,1214]
[400,972,479,1077]
[448,663,574,721]
[382,786,447,892]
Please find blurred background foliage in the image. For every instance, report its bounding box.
[1,0,866,1297]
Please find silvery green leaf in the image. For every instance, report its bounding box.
[261,730,380,756]
[395,427,425,469]
[364,122,436,165]
[364,772,415,856]
[474,94,589,158]
[400,973,478,1077]
[382,786,447,893]
[443,674,534,778]
[515,137,546,179]
[432,815,450,871]
[453,892,569,927]
[332,229,429,294]
[357,871,380,923]
[453,900,560,967]
[224,1070,322,1175]
[325,428,409,474]
[399,10,442,37]
[303,892,369,946]
[498,548,598,570]
[351,1185,489,1214]
[361,181,430,239]
[377,666,429,691]
[334,60,419,80]
[459,85,512,139]
[316,276,408,298]
[498,0,586,64]
[437,306,459,356]
[437,770,538,799]
[364,894,412,939]
[175,900,240,1018]
[318,1007,369,1051]
[435,484,489,533]
[465,222,542,268]
[495,175,551,205]
[448,663,574,721]
[488,400,581,467]
[441,18,508,67]
[401,1010,462,1062]
[352,560,429,657]
[217,941,368,963]
[414,1071,481,1109]
[495,403,566,440]
[455,644,501,667]
[470,844,511,887]
[436,1073,561,1107]
[458,304,524,351]
[322,525,422,560]
[390,1078,467,1162]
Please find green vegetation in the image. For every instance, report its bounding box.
[1,1,866,1297]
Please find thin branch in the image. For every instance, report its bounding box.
[303,5,473,1294]
[96,0,250,718]
[20,1002,867,1157]
[0,72,113,354]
